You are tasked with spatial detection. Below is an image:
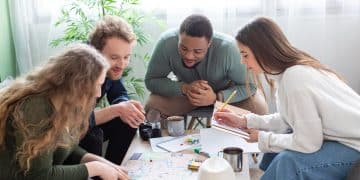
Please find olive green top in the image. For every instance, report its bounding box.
[0,96,89,180]
[145,29,256,103]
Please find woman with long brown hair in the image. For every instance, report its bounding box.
[0,44,128,179]
[214,17,360,179]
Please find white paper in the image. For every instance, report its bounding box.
[149,136,176,152]
[153,134,200,152]
[200,128,260,154]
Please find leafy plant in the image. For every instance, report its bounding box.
[51,0,156,100]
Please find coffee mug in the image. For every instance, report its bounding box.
[218,147,243,172]
[167,116,185,137]
[139,122,162,141]
[139,123,153,141]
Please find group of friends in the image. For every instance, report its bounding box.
[0,14,359,180]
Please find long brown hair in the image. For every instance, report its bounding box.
[235,17,343,97]
[0,44,109,172]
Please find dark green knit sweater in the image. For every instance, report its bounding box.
[0,96,88,180]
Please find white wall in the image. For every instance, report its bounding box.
[133,1,360,105]
[284,16,360,93]
[28,0,359,104]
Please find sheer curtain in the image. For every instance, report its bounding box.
[139,0,360,94]
[8,0,360,93]
[8,0,63,75]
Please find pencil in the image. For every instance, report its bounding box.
[219,90,237,111]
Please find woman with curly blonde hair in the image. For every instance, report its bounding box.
[0,44,128,180]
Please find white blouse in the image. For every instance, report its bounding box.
[246,65,360,153]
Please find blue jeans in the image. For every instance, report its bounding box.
[261,141,360,180]
[260,153,278,171]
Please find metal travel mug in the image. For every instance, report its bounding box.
[219,147,243,172]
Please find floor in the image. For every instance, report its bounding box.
[250,168,264,180]
[247,153,264,180]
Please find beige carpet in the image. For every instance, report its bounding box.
[247,153,264,180]
[250,168,264,180]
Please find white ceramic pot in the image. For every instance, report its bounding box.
[198,157,236,180]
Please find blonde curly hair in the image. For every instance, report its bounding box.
[0,44,109,173]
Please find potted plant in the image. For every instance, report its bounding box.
[51,0,158,100]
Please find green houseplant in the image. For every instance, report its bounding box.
[51,0,156,100]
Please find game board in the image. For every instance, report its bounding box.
[124,152,205,180]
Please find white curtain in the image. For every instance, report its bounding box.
[139,0,360,93]
[8,0,63,75]
[8,0,360,93]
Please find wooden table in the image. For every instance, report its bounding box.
[121,130,250,180]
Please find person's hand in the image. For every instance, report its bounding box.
[113,100,145,128]
[106,159,129,175]
[98,162,129,180]
[184,81,217,106]
[245,128,259,143]
[182,80,208,95]
[213,109,247,129]
[112,165,129,180]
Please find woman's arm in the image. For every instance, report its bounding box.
[246,113,291,133]
[257,88,323,153]
[81,153,129,179]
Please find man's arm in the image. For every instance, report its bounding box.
[93,78,128,125]
[93,105,118,125]
[145,35,184,97]
[94,79,144,127]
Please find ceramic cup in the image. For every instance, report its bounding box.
[218,147,243,172]
[166,116,185,137]
[197,157,235,180]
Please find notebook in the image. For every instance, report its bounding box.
[211,101,251,139]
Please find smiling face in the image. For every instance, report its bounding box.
[237,42,263,74]
[101,37,132,80]
[178,33,210,68]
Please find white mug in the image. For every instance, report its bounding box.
[167,116,185,136]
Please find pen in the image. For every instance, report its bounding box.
[219,90,237,111]
[194,147,210,158]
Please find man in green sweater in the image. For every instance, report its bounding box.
[145,14,268,118]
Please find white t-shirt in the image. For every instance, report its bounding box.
[246,65,360,153]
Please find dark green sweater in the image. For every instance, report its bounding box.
[0,96,89,180]
[145,29,256,103]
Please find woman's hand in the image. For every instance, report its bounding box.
[101,162,129,180]
[245,128,259,143]
[86,161,129,180]
[213,108,247,129]
[83,153,129,180]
